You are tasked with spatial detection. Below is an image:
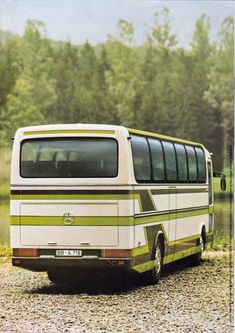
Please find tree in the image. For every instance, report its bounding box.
[50,41,81,123]
[4,20,56,139]
[0,37,19,143]
[204,16,233,168]
[105,20,142,127]
[186,15,224,169]
[140,7,183,135]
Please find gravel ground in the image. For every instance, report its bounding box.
[0,251,233,333]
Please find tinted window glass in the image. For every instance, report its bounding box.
[149,138,165,181]
[130,135,151,182]
[162,141,177,181]
[195,147,206,182]
[185,146,197,181]
[174,144,187,182]
[21,138,118,178]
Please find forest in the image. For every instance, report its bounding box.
[0,8,233,172]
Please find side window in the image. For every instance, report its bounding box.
[195,147,206,182]
[148,138,165,181]
[174,143,187,182]
[162,141,177,181]
[130,135,151,182]
[185,146,197,181]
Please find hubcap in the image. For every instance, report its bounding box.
[199,236,204,253]
[155,244,162,275]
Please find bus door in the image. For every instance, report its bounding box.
[167,186,177,261]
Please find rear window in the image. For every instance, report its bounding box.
[20,138,118,178]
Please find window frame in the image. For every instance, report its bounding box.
[174,143,188,183]
[130,135,151,183]
[20,137,119,179]
[185,145,198,182]
[161,140,178,182]
[130,134,206,184]
[195,147,206,183]
[148,137,166,183]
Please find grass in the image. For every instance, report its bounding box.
[0,182,10,201]
[0,247,12,257]
[0,204,10,248]
[0,247,12,264]
[211,230,233,251]
[0,148,11,202]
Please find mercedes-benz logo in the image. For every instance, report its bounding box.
[63,213,75,225]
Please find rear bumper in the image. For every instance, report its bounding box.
[12,257,133,272]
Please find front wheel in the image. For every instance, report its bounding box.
[144,238,163,285]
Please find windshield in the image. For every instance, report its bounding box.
[20,138,118,178]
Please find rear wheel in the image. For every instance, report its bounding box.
[47,270,65,284]
[144,238,163,285]
[191,234,205,266]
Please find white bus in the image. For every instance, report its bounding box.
[10,124,224,284]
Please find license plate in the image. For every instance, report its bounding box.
[56,250,82,257]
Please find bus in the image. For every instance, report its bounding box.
[10,124,225,284]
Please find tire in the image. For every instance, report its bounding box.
[144,238,163,285]
[47,270,68,284]
[191,234,205,266]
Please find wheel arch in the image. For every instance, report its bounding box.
[153,231,165,258]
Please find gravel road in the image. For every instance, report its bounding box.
[0,251,233,333]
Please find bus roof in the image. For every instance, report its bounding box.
[128,128,203,147]
[16,124,203,148]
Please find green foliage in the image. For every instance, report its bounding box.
[105,20,142,126]
[0,11,232,172]
[2,20,56,140]
[0,247,12,257]
[204,16,233,167]
[212,230,232,251]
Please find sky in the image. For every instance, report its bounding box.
[0,0,233,47]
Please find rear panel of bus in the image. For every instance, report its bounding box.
[10,125,135,271]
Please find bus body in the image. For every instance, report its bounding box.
[10,124,214,283]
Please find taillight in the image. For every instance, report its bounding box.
[13,248,39,257]
[101,249,131,258]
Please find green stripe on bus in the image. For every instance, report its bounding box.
[163,245,201,264]
[168,234,199,246]
[132,259,156,273]
[128,128,202,147]
[23,130,115,135]
[132,230,201,257]
[148,189,157,210]
[133,245,201,272]
[10,216,133,226]
[11,193,145,213]
[134,208,209,225]
[10,208,209,227]
[10,194,135,201]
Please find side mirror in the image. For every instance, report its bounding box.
[220,175,226,191]
[213,172,226,191]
